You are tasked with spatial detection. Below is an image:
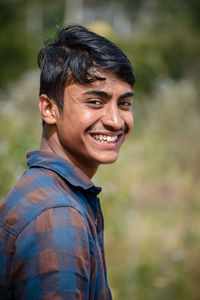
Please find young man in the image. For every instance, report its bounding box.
[0,25,135,299]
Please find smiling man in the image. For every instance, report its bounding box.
[0,25,135,299]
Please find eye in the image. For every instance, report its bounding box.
[87,99,103,107]
[119,100,133,109]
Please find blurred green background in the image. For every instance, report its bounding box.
[0,0,200,299]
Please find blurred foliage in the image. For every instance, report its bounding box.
[0,0,65,86]
[0,0,200,299]
[0,2,29,85]
[0,70,41,194]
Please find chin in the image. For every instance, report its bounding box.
[97,155,119,165]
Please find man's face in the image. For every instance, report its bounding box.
[55,72,134,177]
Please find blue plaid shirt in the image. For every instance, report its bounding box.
[0,151,112,299]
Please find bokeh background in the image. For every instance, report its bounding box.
[0,0,200,299]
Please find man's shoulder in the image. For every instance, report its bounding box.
[0,166,87,237]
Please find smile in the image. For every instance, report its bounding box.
[92,134,118,143]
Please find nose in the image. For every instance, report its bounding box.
[101,104,124,131]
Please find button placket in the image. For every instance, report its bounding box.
[88,188,99,228]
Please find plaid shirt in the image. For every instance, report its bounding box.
[0,151,112,300]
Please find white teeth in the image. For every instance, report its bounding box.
[92,134,118,143]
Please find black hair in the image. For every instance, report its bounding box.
[37,24,135,110]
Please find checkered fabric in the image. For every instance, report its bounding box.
[0,151,112,299]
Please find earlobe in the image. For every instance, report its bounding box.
[38,94,58,124]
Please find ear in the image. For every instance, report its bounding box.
[38,94,59,124]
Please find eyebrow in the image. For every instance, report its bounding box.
[119,91,134,100]
[84,90,134,99]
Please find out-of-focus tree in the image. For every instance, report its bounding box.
[0,1,28,86]
[0,0,65,88]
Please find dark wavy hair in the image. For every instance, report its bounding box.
[37,24,135,110]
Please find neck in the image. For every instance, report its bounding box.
[40,125,98,179]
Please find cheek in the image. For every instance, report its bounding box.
[130,116,134,129]
[79,110,101,131]
[125,113,134,131]
[82,110,94,119]
[76,111,94,131]
[72,107,95,124]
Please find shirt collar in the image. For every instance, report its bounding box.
[26,151,101,195]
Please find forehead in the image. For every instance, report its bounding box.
[65,71,133,96]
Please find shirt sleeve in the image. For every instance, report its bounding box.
[9,206,94,300]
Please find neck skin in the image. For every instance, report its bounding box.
[40,125,98,179]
